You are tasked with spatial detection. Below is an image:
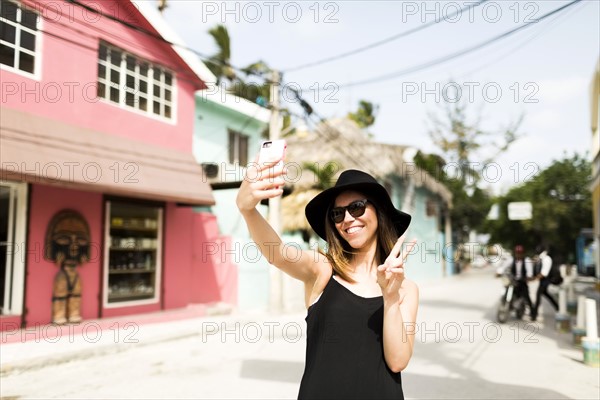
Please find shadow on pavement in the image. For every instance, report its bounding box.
[239,357,572,399]
[419,299,491,313]
[403,372,571,399]
[240,359,304,383]
[406,335,576,400]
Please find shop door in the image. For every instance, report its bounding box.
[0,182,27,315]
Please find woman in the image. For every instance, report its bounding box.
[236,160,419,400]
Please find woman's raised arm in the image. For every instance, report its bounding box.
[236,159,326,283]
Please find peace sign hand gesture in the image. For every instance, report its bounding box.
[376,234,417,304]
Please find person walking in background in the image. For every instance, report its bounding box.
[236,159,418,399]
[510,245,534,318]
[531,244,560,321]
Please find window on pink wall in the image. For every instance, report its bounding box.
[0,0,39,75]
[97,41,175,119]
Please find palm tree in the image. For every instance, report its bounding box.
[302,161,340,190]
[206,25,273,106]
[206,25,237,84]
[347,100,378,129]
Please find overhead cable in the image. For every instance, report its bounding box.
[282,0,490,73]
[304,0,582,91]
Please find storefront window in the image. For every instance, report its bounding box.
[104,201,162,306]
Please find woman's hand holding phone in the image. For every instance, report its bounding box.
[258,139,286,168]
[236,140,286,212]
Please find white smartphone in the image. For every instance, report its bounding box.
[258,139,286,168]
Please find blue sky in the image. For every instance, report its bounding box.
[162,0,599,194]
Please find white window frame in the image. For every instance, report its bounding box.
[0,0,42,79]
[97,42,177,124]
[0,181,28,316]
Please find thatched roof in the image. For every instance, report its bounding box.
[281,118,453,232]
[281,189,320,232]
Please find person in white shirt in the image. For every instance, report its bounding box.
[531,245,559,321]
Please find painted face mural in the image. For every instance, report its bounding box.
[45,210,90,266]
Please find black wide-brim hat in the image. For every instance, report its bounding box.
[305,169,412,240]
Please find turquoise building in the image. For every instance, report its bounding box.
[193,89,272,311]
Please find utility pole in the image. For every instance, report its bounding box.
[268,69,284,313]
[444,210,452,277]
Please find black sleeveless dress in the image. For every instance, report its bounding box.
[297,274,404,399]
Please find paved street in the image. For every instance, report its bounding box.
[1,267,598,399]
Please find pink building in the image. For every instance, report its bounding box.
[0,0,234,331]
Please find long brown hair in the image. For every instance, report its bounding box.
[323,196,398,283]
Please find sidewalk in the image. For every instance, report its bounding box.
[0,302,241,374]
[1,267,599,399]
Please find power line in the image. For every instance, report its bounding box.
[351,0,587,102]
[5,2,272,172]
[286,89,385,174]
[303,0,583,92]
[457,1,586,79]
[17,1,215,89]
[39,28,267,169]
[64,0,264,79]
[32,0,199,82]
[35,24,207,91]
[281,89,374,171]
[26,1,272,111]
[282,0,490,73]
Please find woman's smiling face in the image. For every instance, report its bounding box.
[333,190,378,251]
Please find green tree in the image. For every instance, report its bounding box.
[206,25,237,84]
[302,161,341,190]
[485,153,592,264]
[347,100,378,129]
[229,80,270,105]
[426,100,522,191]
[206,25,275,107]
[229,60,272,105]
[414,151,492,243]
[415,97,523,243]
[205,25,315,146]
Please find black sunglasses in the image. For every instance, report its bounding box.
[330,199,370,223]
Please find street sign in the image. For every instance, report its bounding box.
[508,202,532,220]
